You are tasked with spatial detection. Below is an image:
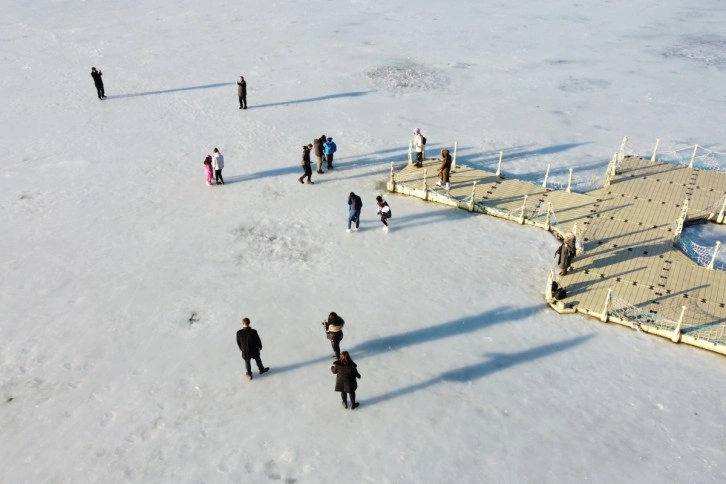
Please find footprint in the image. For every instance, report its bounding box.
[100,411,115,428]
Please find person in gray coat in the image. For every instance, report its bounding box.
[330,351,361,409]
[237,76,247,109]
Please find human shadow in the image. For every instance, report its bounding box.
[270,305,542,376]
[106,82,235,99]
[363,334,594,407]
[249,90,375,109]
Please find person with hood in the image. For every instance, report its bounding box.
[236,318,270,380]
[237,76,247,109]
[330,351,361,409]
[323,137,337,169]
[298,144,314,184]
[212,147,225,185]
[313,134,326,174]
[413,128,425,167]
[436,148,452,191]
[555,231,577,276]
[375,195,391,232]
[322,311,345,360]
[91,67,105,100]
[347,191,363,232]
[203,155,214,186]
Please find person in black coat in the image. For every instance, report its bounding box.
[91,67,105,100]
[322,311,345,359]
[331,351,361,409]
[237,76,247,109]
[236,318,270,380]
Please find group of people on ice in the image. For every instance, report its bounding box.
[298,135,337,184]
[236,312,361,410]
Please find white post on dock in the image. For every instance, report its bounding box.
[572,223,578,237]
[468,181,477,212]
[688,144,698,169]
[604,152,617,188]
[650,138,660,162]
[387,162,395,191]
[542,163,551,188]
[495,151,503,177]
[422,168,429,200]
[617,136,628,163]
[718,198,726,224]
[518,194,528,224]
[452,141,457,171]
[707,241,722,270]
[545,202,552,231]
[545,269,555,302]
[408,142,413,166]
[566,168,573,193]
[600,288,612,322]
[671,306,687,343]
[673,197,689,245]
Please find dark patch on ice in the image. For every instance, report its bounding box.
[558,76,610,93]
[367,62,449,92]
[18,192,31,200]
[663,36,726,67]
[188,312,199,325]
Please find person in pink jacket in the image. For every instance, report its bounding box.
[203,155,213,186]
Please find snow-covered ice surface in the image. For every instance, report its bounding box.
[1,1,726,482]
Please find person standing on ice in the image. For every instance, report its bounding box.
[212,148,225,185]
[347,191,363,232]
[323,311,345,360]
[298,144,314,184]
[375,195,392,232]
[330,351,361,409]
[90,67,105,100]
[314,134,326,174]
[413,128,425,167]
[203,155,214,186]
[323,137,337,170]
[236,318,270,380]
[237,75,247,109]
[436,148,452,191]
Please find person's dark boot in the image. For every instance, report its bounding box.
[246,372,253,380]
[259,367,270,375]
[351,402,360,409]
[341,400,348,409]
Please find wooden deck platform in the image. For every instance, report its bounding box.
[387,155,726,355]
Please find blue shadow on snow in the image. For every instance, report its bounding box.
[105,82,235,99]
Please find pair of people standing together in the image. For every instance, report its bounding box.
[347,192,392,232]
[323,312,361,410]
[203,148,225,186]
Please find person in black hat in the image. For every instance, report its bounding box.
[91,67,105,100]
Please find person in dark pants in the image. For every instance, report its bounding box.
[212,147,225,185]
[323,311,345,359]
[323,137,337,169]
[237,76,247,109]
[554,231,577,276]
[347,192,363,232]
[330,351,361,409]
[313,134,326,174]
[91,67,105,100]
[298,144,314,184]
[375,195,391,232]
[236,318,270,380]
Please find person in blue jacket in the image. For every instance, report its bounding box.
[323,137,337,169]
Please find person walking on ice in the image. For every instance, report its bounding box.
[322,311,345,360]
[236,318,270,380]
[323,137,337,170]
[347,192,363,232]
[330,351,361,409]
[298,144,314,184]
[212,148,225,185]
[203,155,213,186]
[91,67,105,100]
[375,195,392,232]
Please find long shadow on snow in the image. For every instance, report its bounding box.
[248,90,374,109]
[363,334,594,407]
[271,305,543,376]
[105,82,235,99]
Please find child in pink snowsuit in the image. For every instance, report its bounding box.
[203,155,213,185]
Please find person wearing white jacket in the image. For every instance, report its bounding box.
[212,148,225,185]
[413,128,425,167]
